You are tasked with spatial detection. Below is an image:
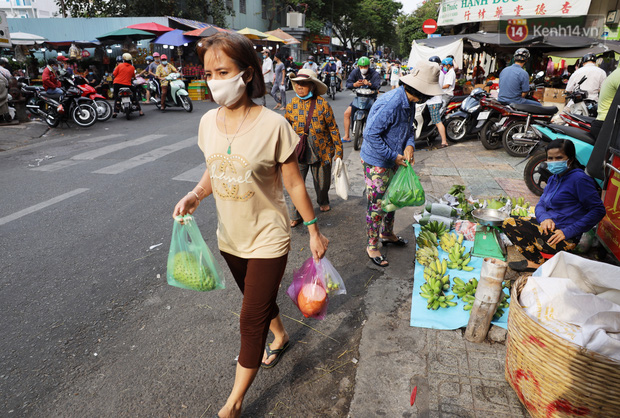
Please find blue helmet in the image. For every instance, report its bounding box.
[441,57,453,66]
[146,55,153,62]
[429,56,441,64]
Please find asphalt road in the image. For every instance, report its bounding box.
[0,90,388,416]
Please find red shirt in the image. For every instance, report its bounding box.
[113,62,135,86]
[42,67,61,90]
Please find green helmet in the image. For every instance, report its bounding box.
[357,56,370,67]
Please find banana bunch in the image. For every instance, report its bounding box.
[451,277,478,311]
[421,220,448,239]
[417,230,439,248]
[423,259,450,292]
[416,246,439,267]
[419,272,456,310]
[447,243,474,271]
[510,207,530,217]
[494,291,510,319]
[439,231,464,253]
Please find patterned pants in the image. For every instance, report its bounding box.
[502,217,577,264]
[291,162,331,221]
[363,162,396,250]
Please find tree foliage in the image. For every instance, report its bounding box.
[396,0,442,56]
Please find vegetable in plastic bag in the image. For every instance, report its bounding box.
[287,257,346,320]
[383,161,425,212]
[166,214,225,292]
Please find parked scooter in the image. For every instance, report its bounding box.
[413,102,446,148]
[559,112,595,132]
[444,87,490,142]
[523,123,597,195]
[563,75,598,117]
[22,85,97,128]
[72,75,112,122]
[351,87,377,151]
[148,73,192,112]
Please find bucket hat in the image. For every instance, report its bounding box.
[400,60,443,97]
[290,69,327,96]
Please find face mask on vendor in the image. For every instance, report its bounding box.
[547,160,568,175]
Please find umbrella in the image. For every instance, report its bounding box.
[10,32,47,45]
[152,29,195,47]
[266,29,300,45]
[237,27,268,40]
[184,25,230,38]
[96,28,156,43]
[263,34,286,43]
[127,22,174,36]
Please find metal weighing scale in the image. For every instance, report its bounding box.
[471,208,508,261]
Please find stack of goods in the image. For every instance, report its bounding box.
[188,80,207,101]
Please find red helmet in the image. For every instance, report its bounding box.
[153,52,160,57]
[161,54,168,60]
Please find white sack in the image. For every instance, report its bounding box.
[520,252,620,361]
[407,39,464,70]
[332,157,349,200]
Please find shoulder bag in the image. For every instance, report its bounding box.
[295,98,317,161]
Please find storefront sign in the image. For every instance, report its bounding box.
[308,34,331,45]
[0,11,11,48]
[438,0,592,26]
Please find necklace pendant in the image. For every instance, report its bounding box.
[227,145,231,155]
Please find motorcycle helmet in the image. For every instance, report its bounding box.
[0,57,8,66]
[582,53,597,63]
[514,48,530,62]
[122,53,132,61]
[357,56,370,67]
[153,52,160,58]
[441,57,453,66]
[308,55,314,62]
[116,56,123,63]
[146,55,153,62]
[429,56,441,64]
[161,54,168,60]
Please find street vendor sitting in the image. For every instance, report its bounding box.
[502,139,606,272]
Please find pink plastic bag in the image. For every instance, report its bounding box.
[287,257,346,320]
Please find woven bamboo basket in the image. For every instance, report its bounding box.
[505,275,620,417]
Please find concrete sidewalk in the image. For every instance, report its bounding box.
[345,139,531,417]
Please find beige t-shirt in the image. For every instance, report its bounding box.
[198,106,299,259]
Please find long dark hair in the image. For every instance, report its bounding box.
[546,139,582,169]
[196,33,266,99]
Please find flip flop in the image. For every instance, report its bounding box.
[380,236,408,246]
[290,219,303,228]
[368,254,388,267]
[261,341,290,369]
[508,260,537,272]
[342,138,352,142]
[440,144,450,148]
[320,206,331,212]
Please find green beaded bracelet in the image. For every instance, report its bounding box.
[303,217,318,226]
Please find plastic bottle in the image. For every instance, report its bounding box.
[464,257,507,343]
[418,214,452,229]
[425,203,457,218]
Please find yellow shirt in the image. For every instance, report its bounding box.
[155,63,178,86]
[198,107,299,258]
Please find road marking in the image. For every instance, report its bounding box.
[172,163,206,182]
[0,188,89,226]
[93,137,197,175]
[79,133,125,143]
[31,134,165,172]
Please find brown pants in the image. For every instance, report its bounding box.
[221,251,288,368]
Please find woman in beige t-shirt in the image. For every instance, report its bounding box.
[173,33,329,418]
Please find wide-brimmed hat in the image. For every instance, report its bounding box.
[400,60,443,97]
[290,69,327,96]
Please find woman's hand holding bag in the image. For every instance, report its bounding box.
[382,161,425,212]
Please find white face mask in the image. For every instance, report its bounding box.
[207,70,246,108]
[360,68,368,75]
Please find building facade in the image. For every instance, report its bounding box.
[1,0,59,18]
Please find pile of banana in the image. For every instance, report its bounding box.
[420,259,457,310]
[416,245,439,267]
[494,292,510,319]
[439,231,463,252]
[417,229,439,248]
[420,220,448,239]
[447,243,474,271]
[451,277,478,310]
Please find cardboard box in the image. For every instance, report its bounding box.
[543,87,565,103]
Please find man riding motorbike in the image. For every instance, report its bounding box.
[148,52,161,101]
[498,48,540,106]
[112,52,143,118]
[321,57,338,83]
[342,56,382,142]
[565,53,607,102]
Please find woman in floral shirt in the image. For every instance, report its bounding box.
[285,69,344,226]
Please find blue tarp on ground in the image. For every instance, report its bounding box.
[410,224,509,330]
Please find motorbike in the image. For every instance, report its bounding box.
[22,85,97,128]
[71,75,112,122]
[523,123,598,195]
[325,71,338,100]
[413,102,446,148]
[286,66,298,91]
[562,75,598,117]
[148,73,192,112]
[351,88,377,151]
[560,112,595,132]
[444,87,490,142]
[117,86,140,120]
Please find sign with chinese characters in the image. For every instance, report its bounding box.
[0,11,11,48]
[438,0,592,26]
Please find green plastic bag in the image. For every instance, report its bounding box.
[382,161,425,212]
[166,214,225,292]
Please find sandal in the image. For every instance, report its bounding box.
[380,236,408,246]
[440,143,450,148]
[368,253,388,267]
[261,341,290,369]
[508,260,537,273]
[342,138,352,143]
[320,205,331,212]
[290,219,303,228]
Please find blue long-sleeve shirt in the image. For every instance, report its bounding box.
[535,168,606,240]
[359,87,415,168]
[346,67,382,90]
